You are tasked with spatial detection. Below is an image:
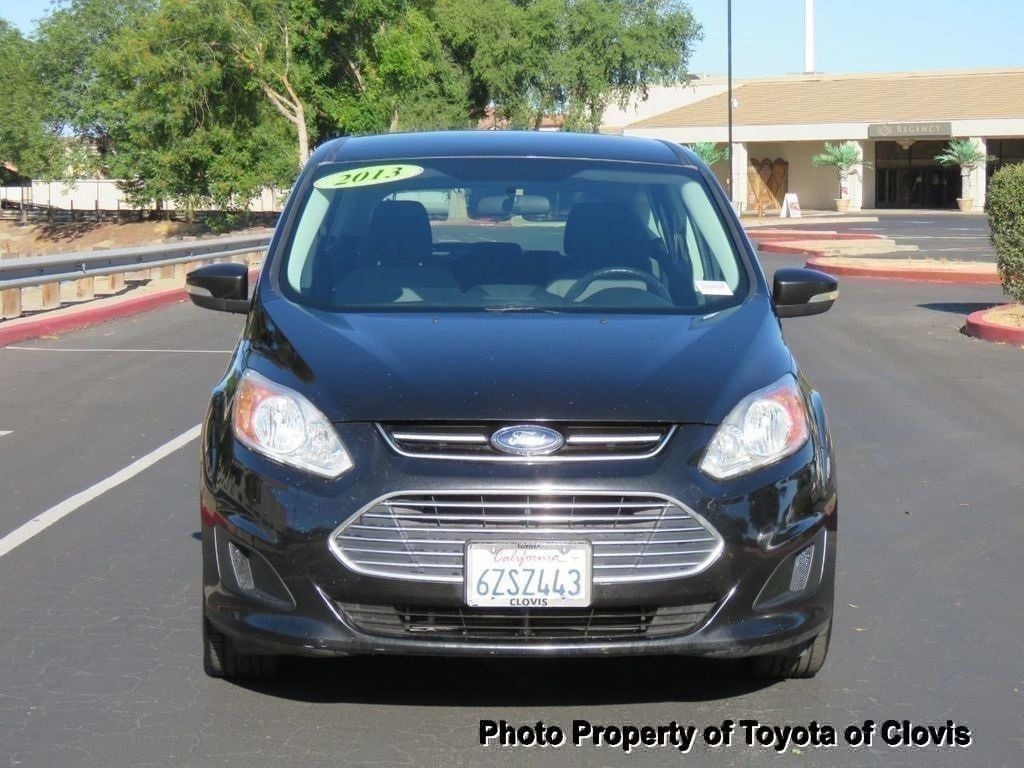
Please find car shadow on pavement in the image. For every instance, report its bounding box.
[235,654,775,705]
[917,301,1001,315]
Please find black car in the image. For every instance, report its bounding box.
[187,131,838,681]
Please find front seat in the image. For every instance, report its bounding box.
[334,200,457,304]
[546,202,658,299]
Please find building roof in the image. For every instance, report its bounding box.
[629,68,1024,129]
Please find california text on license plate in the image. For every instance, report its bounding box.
[465,541,592,608]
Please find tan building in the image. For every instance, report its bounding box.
[621,68,1024,212]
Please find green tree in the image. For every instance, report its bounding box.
[316,0,475,134]
[935,138,995,202]
[35,0,156,163]
[223,0,474,167]
[94,0,295,212]
[686,141,729,167]
[0,20,57,178]
[811,142,866,200]
[440,0,701,132]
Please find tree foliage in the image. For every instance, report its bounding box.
[811,142,871,199]
[0,20,58,178]
[935,138,995,199]
[35,0,156,158]
[94,0,297,210]
[13,0,702,208]
[686,142,729,167]
[439,0,700,131]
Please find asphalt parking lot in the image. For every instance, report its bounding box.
[1,236,1022,767]
[771,211,996,261]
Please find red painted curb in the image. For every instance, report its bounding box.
[0,286,188,346]
[964,305,1024,346]
[804,257,1001,285]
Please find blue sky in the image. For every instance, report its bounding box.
[3,0,1023,77]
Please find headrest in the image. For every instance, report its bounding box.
[563,202,648,270]
[456,242,543,287]
[364,200,432,265]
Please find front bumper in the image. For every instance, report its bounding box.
[200,409,837,659]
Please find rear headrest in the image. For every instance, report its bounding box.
[563,202,648,270]
[364,200,432,265]
[455,242,549,286]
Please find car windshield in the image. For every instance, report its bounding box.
[280,157,750,314]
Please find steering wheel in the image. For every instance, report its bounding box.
[562,267,672,304]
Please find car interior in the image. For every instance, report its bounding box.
[288,175,743,313]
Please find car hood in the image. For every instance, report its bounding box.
[246,297,793,424]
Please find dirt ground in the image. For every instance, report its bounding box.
[985,303,1024,329]
[0,219,252,257]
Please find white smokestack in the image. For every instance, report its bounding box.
[804,0,815,73]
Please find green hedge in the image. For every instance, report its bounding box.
[987,163,1024,303]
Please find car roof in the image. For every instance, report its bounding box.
[321,130,695,166]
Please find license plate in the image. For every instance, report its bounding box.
[465,541,592,608]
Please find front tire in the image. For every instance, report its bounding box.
[203,617,280,679]
[749,622,831,679]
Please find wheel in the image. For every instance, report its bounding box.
[749,622,831,679]
[203,617,280,679]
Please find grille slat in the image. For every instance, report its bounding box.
[338,602,716,642]
[380,500,667,509]
[379,423,674,461]
[346,524,708,535]
[364,512,689,522]
[331,491,723,584]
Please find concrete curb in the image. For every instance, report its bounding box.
[760,242,831,256]
[964,305,1024,346]
[745,230,884,242]
[0,285,189,346]
[759,241,908,257]
[805,257,1000,284]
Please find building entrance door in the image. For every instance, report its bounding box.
[875,141,961,209]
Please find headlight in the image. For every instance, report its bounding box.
[232,369,354,478]
[699,375,810,480]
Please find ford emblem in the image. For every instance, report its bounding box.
[490,425,565,456]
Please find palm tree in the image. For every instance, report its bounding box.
[811,142,866,203]
[686,142,730,167]
[935,139,995,207]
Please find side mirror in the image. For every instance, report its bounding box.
[772,268,838,318]
[186,263,250,314]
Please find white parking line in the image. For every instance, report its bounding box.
[3,346,231,354]
[0,430,11,438]
[0,424,201,559]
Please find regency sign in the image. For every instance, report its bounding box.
[867,122,953,139]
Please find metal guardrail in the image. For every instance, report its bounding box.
[0,233,271,290]
[0,232,272,321]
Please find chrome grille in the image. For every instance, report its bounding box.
[330,491,723,584]
[379,423,674,460]
[338,602,715,642]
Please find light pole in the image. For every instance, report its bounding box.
[726,0,733,201]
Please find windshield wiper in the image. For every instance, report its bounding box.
[482,306,562,314]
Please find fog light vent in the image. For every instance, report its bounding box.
[228,542,255,592]
[789,545,815,593]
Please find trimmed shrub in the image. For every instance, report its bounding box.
[987,163,1024,303]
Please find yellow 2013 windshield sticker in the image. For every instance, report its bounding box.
[314,164,424,190]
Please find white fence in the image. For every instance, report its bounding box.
[0,180,284,213]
